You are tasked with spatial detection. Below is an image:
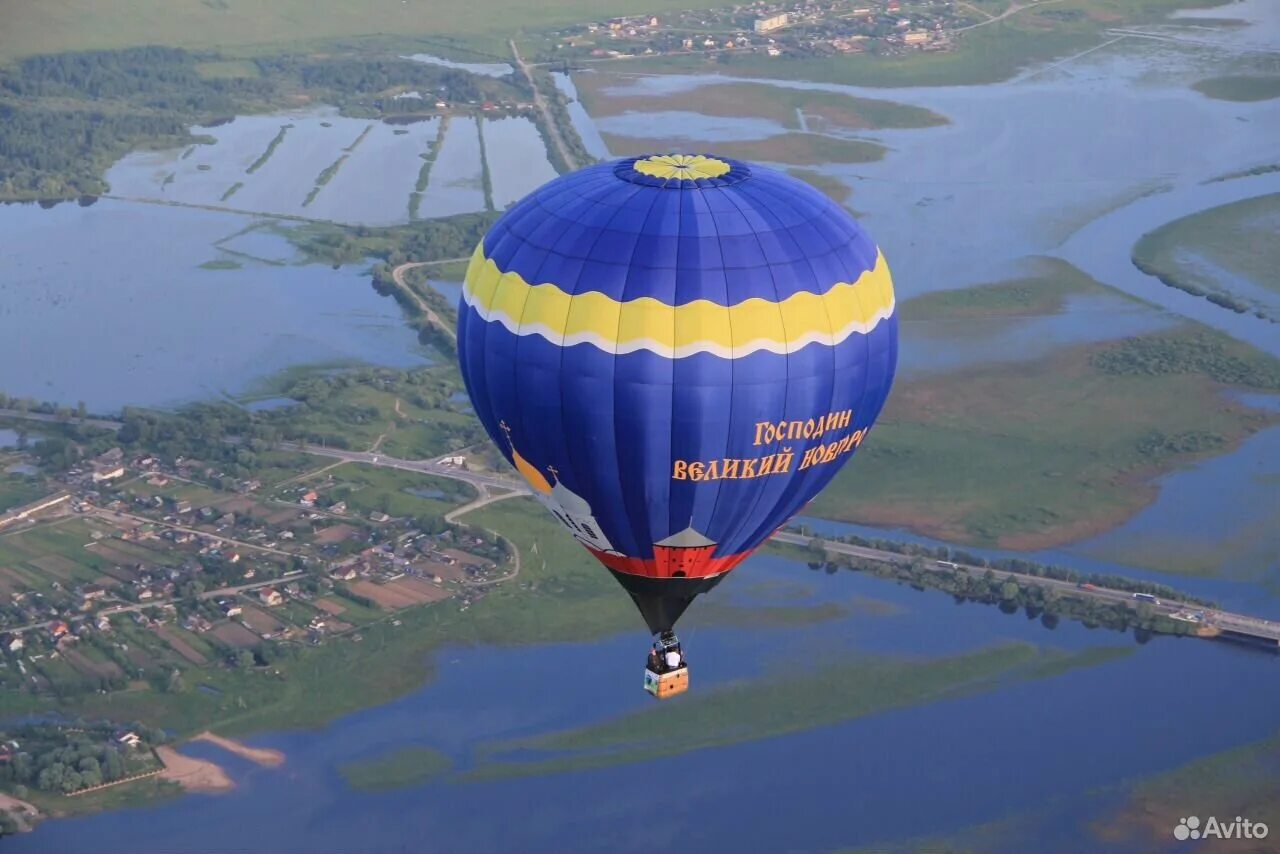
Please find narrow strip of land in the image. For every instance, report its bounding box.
[511,39,577,171]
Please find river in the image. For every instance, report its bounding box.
[8,553,1279,854]
[4,8,1280,850]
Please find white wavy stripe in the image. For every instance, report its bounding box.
[461,289,896,358]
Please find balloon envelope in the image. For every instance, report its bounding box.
[457,154,897,633]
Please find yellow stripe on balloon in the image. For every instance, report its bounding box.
[461,244,895,358]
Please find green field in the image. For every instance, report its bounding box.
[466,644,1133,780]
[288,465,474,520]
[574,75,947,130]
[340,745,452,791]
[1131,193,1280,315]
[601,131,885,165]
[1192,74,1280,102]
[0,472,44,513]
[0,0,704,60]
[810,265,1280,550]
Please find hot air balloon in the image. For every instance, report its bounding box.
[457,154,897,697]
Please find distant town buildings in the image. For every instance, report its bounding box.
[754,12,789,33]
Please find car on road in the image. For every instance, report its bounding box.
[1132,592,1159,604]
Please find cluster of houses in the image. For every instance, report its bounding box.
[551,0,963,60]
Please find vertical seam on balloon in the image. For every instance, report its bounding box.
[546,178,646,556]
[612,185,666,560]
[738,180,841,550]
[711,181,786,558]
[667,187,682,546]
[700,183,741,553]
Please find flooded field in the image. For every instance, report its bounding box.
[0,199,429,412]
[482,117,560,209]
[105,109,556,225]
[421,116,487,217]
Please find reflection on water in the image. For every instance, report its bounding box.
[422,116,486,217]
[482,117,559,209]
[403,53,514,78]
[0,200,429,412]
[8,554,1280,854]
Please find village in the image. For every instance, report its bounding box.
[544,0,969,63]
[0,444,508,715]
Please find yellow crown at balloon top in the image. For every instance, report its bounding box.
[633,154,732,181]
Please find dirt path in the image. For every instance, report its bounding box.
[511,39,577,171]
[192,732,285,767]
[156,746,234,793]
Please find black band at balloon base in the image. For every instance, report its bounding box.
[607,568,728,635]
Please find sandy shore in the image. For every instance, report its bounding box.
[192,732,285,767]
[0,792,40,831]
[155,746,234,793]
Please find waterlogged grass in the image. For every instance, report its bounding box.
[602,131,884,165]
[197,258,243,270]
[475,116,495,212]
[245,124,292,175]
[465,643,1126,780]
[904,257,1113,321]
[1192,75,1280,102]
[786,168,857,211]
[811,325,1280,550]
[575,76,947,131]
[340,746,452,791]
[1131,193,1280,313]
[303,154,349,207]
[1091,729,1280,850]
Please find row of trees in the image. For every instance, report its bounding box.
[797,526,1216,607]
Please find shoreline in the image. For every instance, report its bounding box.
[192,732,286,768]
[155,733,286,795]
[155,746,234,794]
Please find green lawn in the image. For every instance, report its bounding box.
[0,473,44,513]
[1192,75,1280,102]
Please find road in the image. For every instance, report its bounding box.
[955,0,1067,32]
[511,39,577,171]
[282,443,529,496]
[774,532,1280,642]
[5,569,300,635]
[91,507,302,559]
[391,260,466,343]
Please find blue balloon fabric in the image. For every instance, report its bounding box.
[457,154,897,591]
